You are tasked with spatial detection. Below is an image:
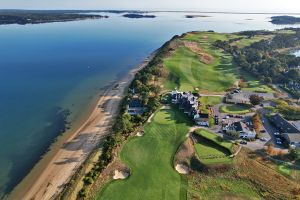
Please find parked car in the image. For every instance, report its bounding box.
[276,138,282,145]
[240,140,247,145]
[274,132,280,136]
[260,130,266,133]
[260,137,267,141]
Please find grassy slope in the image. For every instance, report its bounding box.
[194,129,233,151]
[194,129,233,164]
[199,96,222,113]
[220,104,252,114]
[240,70,274,93]
[164,32,238,93]
[97,107,192,200]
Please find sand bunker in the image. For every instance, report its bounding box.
[184,41,213,64]
[136,131,144,137]
[113,170,130,180]
[175,164,189,174]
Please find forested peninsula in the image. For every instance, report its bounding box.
[0,10,108,25]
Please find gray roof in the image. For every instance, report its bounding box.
[269,114,300,134]
[284,133,300,142]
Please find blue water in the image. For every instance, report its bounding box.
[0,12,300,198]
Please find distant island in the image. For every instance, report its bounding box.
[185,15,210,18]
[0,10,108,25]
[122,14,156,18]
[271,16,300,24]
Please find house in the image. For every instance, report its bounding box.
[283,133,300,148]
[171,90,207,125]
[269,114,300,148]
[223,121,256,139]
[172,91,199,117]
[269,114,300,134]
[127,98,146,116]
[194,113,210,127]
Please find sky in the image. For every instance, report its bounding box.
[1,0,300,13]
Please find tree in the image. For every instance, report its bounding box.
[289,149,299,160]
[249,94,263,106]
[252,113,262,135]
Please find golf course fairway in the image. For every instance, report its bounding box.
[97,107,192,200]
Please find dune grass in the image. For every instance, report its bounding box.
[97,107,192,200]
[164,32,238,92]
[188,173,261,199]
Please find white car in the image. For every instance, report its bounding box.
[274,132,280,136]
[276,138,282,145]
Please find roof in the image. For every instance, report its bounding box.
[199,113,209,119]
[284,133,300,142]
[231,121,253,133]
[128,99,143,108]
[269,114,300,134]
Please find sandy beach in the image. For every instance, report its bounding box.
[8,54,154,200]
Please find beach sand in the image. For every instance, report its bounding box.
[8,54,154,200]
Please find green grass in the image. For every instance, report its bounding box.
[164,32,238,92]
[193,129,233,164]
[97,107,192,200]
[194,142,232,165]
[194,129,233,151]
[220,104,252,114]
[231,35,272,48]
[278,164,292,176]
[240,70,274,93]
[199,96,223,106]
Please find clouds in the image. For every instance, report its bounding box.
[1,0,300,13]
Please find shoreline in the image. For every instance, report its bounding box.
[8,52,155,200]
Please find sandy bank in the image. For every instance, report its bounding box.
[8,53,155,200]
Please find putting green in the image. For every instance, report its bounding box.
[97,107,192,200]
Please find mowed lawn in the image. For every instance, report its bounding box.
[97,108,192,200]
[193,129,233,165]
[164,32,238,92]
[240,70,274,93]
[220,104,252,114]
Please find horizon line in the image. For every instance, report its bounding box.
[0,9,300,15]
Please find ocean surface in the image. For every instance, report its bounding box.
[0,11,300,198]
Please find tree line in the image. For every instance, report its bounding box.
[214,29,300,85]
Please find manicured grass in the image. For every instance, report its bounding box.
[164,32,238,92]
[194,129,233,151]
[193,129,233,164]
[194,142,232,165]
[278,164,292,176]
[240,70,274,93]
[97,107,192,200]
[231,35,272,48]
[220,104,252,114]
[199,96,222,113]
[199,96,223,107]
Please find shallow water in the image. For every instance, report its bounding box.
[0,11,300,198]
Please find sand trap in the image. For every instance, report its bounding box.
[113,170,130,180]
[175,164,189,174]
[136,131,144,137]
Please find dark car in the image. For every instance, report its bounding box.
[240,140,247,145]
